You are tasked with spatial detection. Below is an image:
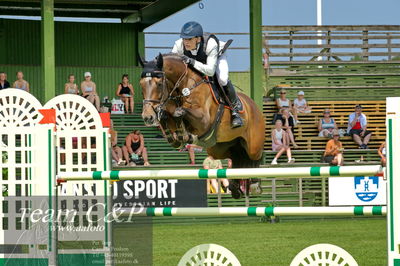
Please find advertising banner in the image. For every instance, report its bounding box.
[329,176,386,206]
[112,179,208,208]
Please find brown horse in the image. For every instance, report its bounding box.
[139,54,265,198]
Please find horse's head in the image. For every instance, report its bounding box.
[139,54,166,126]
[139,53,188,126]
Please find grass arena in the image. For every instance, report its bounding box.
[1,1,400,265]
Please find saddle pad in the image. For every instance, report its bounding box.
[207,78,244,113]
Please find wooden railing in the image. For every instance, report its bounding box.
[263,25,400,64]
[262,25,400,99]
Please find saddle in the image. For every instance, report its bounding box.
[207,76,244,113]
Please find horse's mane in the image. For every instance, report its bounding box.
[162,53,202,77]
[162,53,185,61]
[142,53,197,77]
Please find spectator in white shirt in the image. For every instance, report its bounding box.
[293,91,312,124]
[347,105,372,149]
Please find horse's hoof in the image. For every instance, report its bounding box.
[228,183,243,199]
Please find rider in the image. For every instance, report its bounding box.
[172,21,244,128]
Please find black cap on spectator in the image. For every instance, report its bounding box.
[355,104,362,109]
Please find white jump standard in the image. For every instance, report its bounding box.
[57,165,383,182]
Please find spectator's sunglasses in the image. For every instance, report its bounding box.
[324,111,330,114]
[280,92,286,94]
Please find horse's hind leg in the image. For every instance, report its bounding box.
[226,137,264,199]
[207,142,244,199]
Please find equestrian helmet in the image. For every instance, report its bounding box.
[180,21,203,39]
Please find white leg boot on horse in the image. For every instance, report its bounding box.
[223,81,244,128]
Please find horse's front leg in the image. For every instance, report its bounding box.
[160,115,184,149]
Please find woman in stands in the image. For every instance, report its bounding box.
[275,89,292,113]
[122,130,150,166]
[64,74,79,95]
[378,141,386,167]
[81,72,100,111]
[116,74,134,114]
[203,155,229,193]
[13,71,30,93]
[280,108,298,149]
[109,120,124,166]
[323,130,344,166]
[318,108,338,138]
[271,119,294,165]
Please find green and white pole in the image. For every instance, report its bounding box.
[57,165,382,182]
[386,97,400,266]
[119,206,386,217]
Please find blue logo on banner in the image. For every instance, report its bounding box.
[354,176,379,202]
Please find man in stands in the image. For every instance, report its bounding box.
[0,72,10,90]
[171,21,243,128]
[347,105,372,149]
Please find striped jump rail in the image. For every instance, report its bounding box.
[119,206,387,217]
[57,165,383,182]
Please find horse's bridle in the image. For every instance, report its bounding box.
[142,64,188,118]
[142,62,210,121]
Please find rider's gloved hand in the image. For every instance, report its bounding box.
[182,55,195,66]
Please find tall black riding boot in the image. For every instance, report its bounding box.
[223,81,243,128]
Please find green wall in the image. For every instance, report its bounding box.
[0,19,141,103]
[230,72,251,96]
[0,18,252,103]
[1,19,139,66]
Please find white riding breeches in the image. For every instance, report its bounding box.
[216,53,229,87]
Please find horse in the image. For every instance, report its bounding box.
[139,53,265,199]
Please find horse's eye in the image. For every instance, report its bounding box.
[157,82,163,89]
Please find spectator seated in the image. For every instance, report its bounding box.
[264,100,386,150]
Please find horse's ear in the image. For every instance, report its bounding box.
[137,54,146,67]
[156,53,163,69]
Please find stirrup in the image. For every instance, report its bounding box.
[231,112,243,128]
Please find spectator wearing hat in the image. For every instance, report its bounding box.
[347,105,372,149]
[293,91,312,124]
[323,129,344,166]
[81,72,100,111]
[0,72,10,90]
